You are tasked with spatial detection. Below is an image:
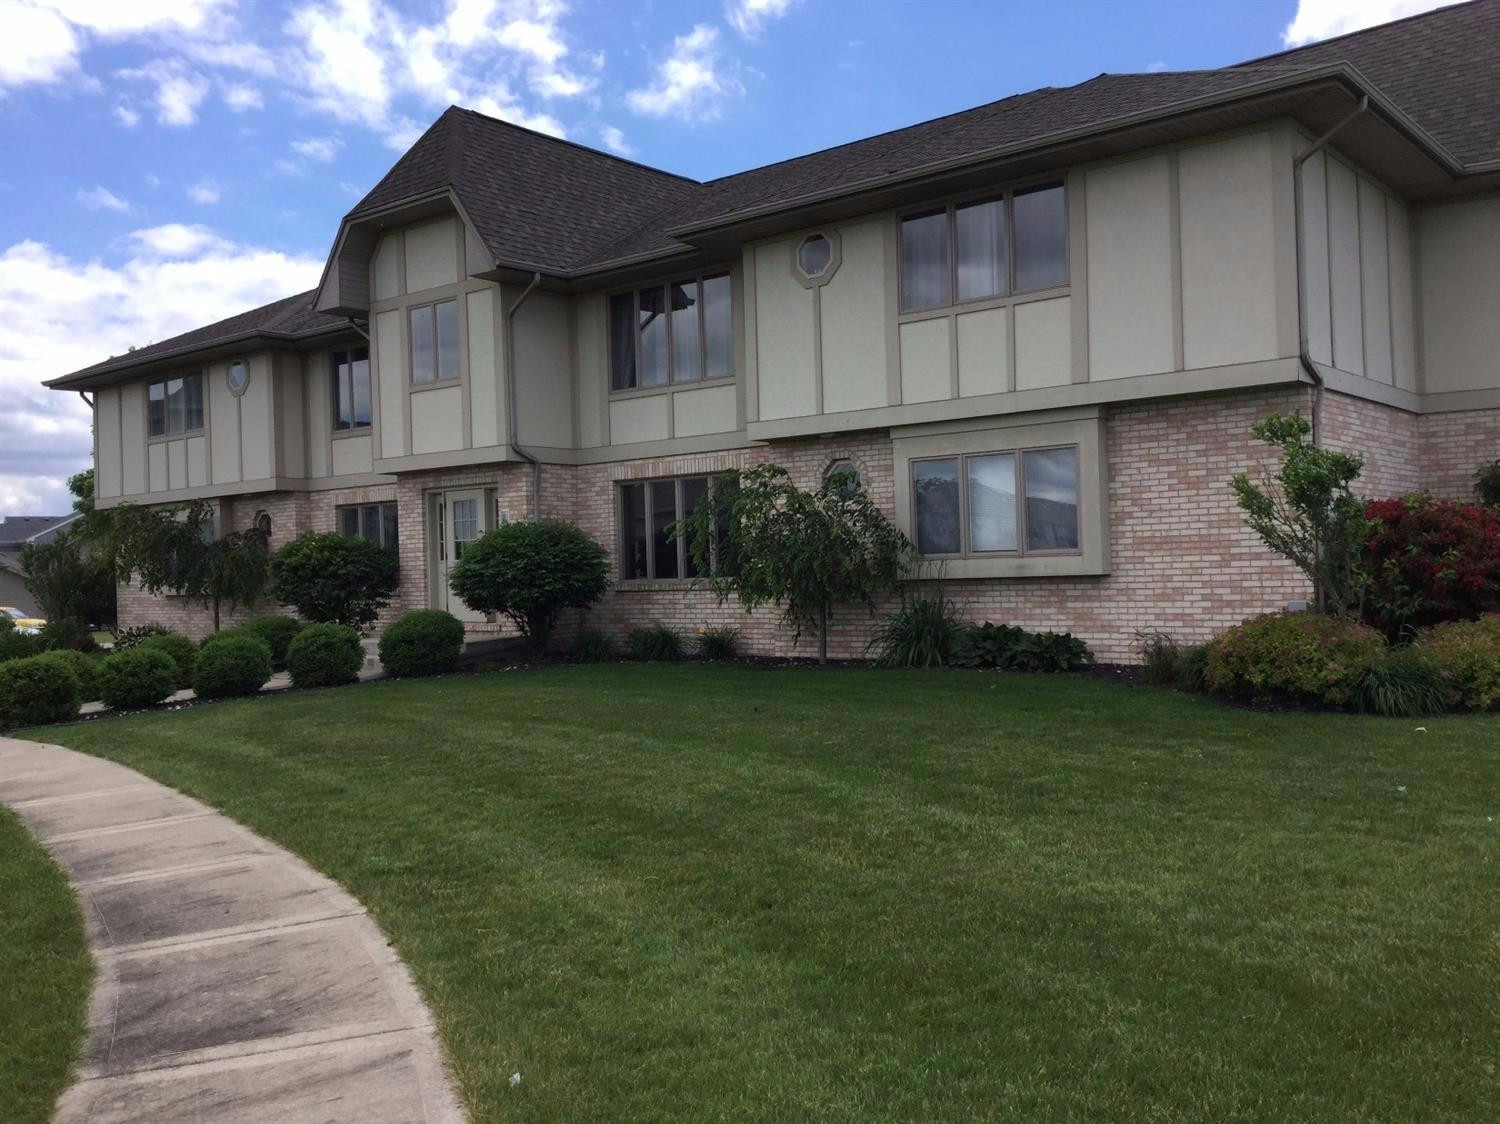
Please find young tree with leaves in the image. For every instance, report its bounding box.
[20,469,117,629]
[675,465,911,662]
[1230,411,1372,617]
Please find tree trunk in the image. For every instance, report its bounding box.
[818,604,828,664]
[212,596,221,633]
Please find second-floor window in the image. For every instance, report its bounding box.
[332,347,372,430]
[147,372,204,437]
[410,298,459,384]
[900,183,1067,312]
[610,273,732,392]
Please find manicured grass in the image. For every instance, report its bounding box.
[0,807,93,1123]
[34,666,1500,1122]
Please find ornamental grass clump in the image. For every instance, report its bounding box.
[626,626,683,662]
[1416,614,1500,711]
[1204,612,1385,707]
[695,626,739,661]
[1350,647,1450,718]
[869,591,964,668]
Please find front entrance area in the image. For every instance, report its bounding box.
[427,487,490,622]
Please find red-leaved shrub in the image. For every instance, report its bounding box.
[1363,494,1500,637]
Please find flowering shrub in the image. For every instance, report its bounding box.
[1416,614,1500,711]
[1204,612,1385,706]
[1363,494,1500,637]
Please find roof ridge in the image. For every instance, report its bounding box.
[1231,0,1483,68]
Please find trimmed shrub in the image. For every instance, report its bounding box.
[100,648,178,710]
[242,615,304,670]
[1351,647,1450,717]
[1204,612,1385,707]
[696,626,739,661]
[193,634,273,699]
[1134,630,1180,686]
[111,623,170,652]
[954,622,1030,669]
[40,617,95,652]
[1363,494,1500,638]
[1416,614,1500,711]
[576,627,614,663]
[286,623,363,689]
[379,610,463,678]
[1174,643,1211,691]
[0,618,45,664]
[137,632,197,689]
[271,532,399,629]
[627,626,683,662]
[869,590,964,668]
[0,656,80,728]
[34,649,101,702]
[447,519,609,652]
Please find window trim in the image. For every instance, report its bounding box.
[408,297,461,388]
[891,410,1108,580]
[608,271,736,396]
[791,229,842,288]
[226,357,251,399]
[330,345,373,433]
[145,371,205,441]
[910,443,1081,561]
[898,179,1068,315]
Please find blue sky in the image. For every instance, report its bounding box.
[0,0,1459,516]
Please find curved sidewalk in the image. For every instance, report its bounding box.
[0,736,464,1124]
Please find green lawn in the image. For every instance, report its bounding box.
[0,807,93,1124]
[30,665,1500,1122]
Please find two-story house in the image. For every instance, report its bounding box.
[44,2,1500,660]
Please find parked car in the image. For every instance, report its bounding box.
[0,606,44,634]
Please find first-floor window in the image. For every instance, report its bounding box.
[338,502,398,549]
[913,445,1079,556]
[619,474,735,580]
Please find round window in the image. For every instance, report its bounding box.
[797,234,832,278]
[227,360,250,396]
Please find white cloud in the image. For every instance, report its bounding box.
[186,179,220,204]
[0,229,321,516]
[127,223,230,256]
[291,136,342,162]
[118,59,211,125]
[626,24,741,122]
[222,82,262,110]
[77,185,131,213]
[43,0,232,38]
[599,124,632,157]
[0,2,80,87]
[726,0,795,39]
[530,68,593,98]
[113,105,141,127]
[1282,0,1462,46]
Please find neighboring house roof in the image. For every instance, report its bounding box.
[0,514,76,549]
[45,0,1497,390]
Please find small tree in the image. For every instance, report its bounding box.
[1231,412,1372,617]
[20,469,116,629]
[112,501,270,632]
[448,519,608,652]
[270,532,399,630]
[675,465,910,662]
[1476,460,1500,509]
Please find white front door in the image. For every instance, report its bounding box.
[431,488,488,622]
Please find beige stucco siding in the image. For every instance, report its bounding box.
[1014,297,1072,390]
[899,317,950,404]
[755,241,818,419]
[1085,154,1175,380]
[410,385,464,454]
[511,288,573,449]
[956,307,1008,397]
[818,219,889,414]
[609,395,670,444]
[404,217,460,294]
[672,383,737,437]
[467,288,500,448]
[374,309,405,459]
[1418,196,1500,396]
[94,387,123,499]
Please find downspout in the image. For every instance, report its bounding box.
[505,272,544,519]
[1292,95,1368,446]
[77,391,94,408]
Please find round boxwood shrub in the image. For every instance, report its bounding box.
[241,615,303,670]
[286,623,363,689]
[271,532,399,629]
[378,610,463,678]
[1416,614,1500,711]
[100,648,178,710]
[34,649,101,702]
[137,632,197,689]
[1204,611,1385,707]
[447,519,608,652]
[193,633,273,699]
[0,655,80,728]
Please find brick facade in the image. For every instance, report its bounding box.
[116,386,1496,662]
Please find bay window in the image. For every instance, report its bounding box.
[899,183,1066,312]
[610,273,733,391]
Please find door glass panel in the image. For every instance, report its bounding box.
[650,480,679,579]
[638,286,668,386]
[967,453,1018,552]
[913,457,961,554]
[669,279,701,382]
[450,498,479,559]
[621,483,647,579]
[1023,447,1079,551]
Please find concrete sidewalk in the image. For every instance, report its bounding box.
[0,736,465,1124]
